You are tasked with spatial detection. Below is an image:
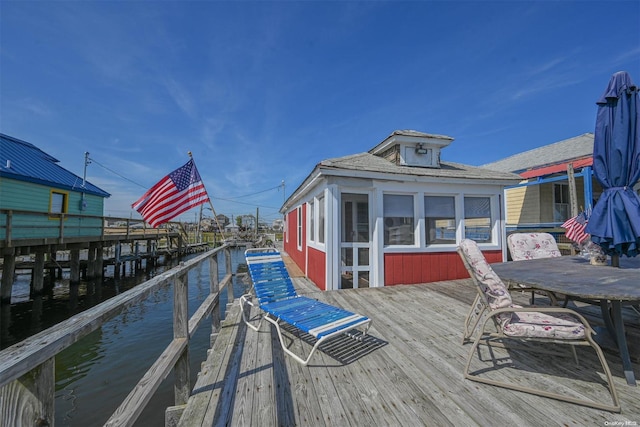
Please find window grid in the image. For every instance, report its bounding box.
[382,192,497,247]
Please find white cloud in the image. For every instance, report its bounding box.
[18,98,52,117]
[162,77,197,119]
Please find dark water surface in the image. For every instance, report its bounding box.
[1,247,249,427]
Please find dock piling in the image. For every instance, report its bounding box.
[1,249,16,303]
[32,249,45,296]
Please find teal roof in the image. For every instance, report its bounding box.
[0,133,110,198]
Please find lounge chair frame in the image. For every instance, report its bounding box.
[463,231,565,344]
[241,248,371,366]
[458,239,620,413]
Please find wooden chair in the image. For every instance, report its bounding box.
[457,239,620,412]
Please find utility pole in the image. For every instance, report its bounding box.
[281,180,285,205]
[255,207,259,241]
[81,152,90,210]
[82,152,90,188]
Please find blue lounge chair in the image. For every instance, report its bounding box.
[241,248,371,366]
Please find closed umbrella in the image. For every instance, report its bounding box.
[584,71,640,261]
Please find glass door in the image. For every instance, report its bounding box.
[340,193,371,289]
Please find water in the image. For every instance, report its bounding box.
[0,247,250,427]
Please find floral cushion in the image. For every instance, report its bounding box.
[502,308,586,339]
[458,239,512,310]
[459,239,586,340]
[507,233,562,261]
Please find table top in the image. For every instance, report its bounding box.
[491,255,640,301]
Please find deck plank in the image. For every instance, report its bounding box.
[231,302,261,427]
[250,320,277,426]
[178,278,640,426]
[177,301,244,427]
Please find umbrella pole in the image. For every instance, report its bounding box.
[612,254,620,267]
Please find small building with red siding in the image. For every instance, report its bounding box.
[281,130,522,290]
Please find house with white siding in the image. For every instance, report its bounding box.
[280,130,521,291]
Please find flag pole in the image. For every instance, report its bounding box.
[188,151,227,244]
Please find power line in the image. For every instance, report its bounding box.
[211,196,281,210]
[89,155,285,207]
[223,183,284,200]
[88,156,147,189]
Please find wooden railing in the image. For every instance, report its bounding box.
[0,244,236,427]
[0,209,189,248]
[0,209,227,251]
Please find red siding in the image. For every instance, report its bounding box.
[384,250,503,285]
[307,246,326,291]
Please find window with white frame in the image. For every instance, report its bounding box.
[383,191,498,248]
[318,194,325,244]
[553,183,570,222]
[464,196,492,243]
[297,206,303,249]
[308,193,326,245]
[425,195,456,244]
[308,199,315,241]
[383,194,415,245]
[50,191,67,214]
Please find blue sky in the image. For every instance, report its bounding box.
[2,1,639,225]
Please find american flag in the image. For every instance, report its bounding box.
[561,211,590,244]
[132,159,210,228]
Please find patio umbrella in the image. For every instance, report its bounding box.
[584,71,640,259]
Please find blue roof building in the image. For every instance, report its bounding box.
[0,133,109,198]
[0,133,110,243]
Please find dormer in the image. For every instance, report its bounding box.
[369,130,454,168]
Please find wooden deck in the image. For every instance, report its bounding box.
[176,277,640,426]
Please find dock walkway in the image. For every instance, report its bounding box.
[177,277,640,426]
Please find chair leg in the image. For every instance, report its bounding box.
[585,334,621,411]
[570,346,579,366]
[264,315,320,366]
[345,322,372,341]
[531,290,559,306]
[240,294,264,332]
[462,294,486,344]
[464,319,621,412]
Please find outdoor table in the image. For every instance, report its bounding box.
[491,255,640,386]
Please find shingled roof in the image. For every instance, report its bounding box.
[0,133,110,197]
[282,130,523,211]
[319,152,523,181]
[480,133,594,173]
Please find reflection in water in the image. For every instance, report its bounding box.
[1,248,250,427]
[56,329,105,389]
